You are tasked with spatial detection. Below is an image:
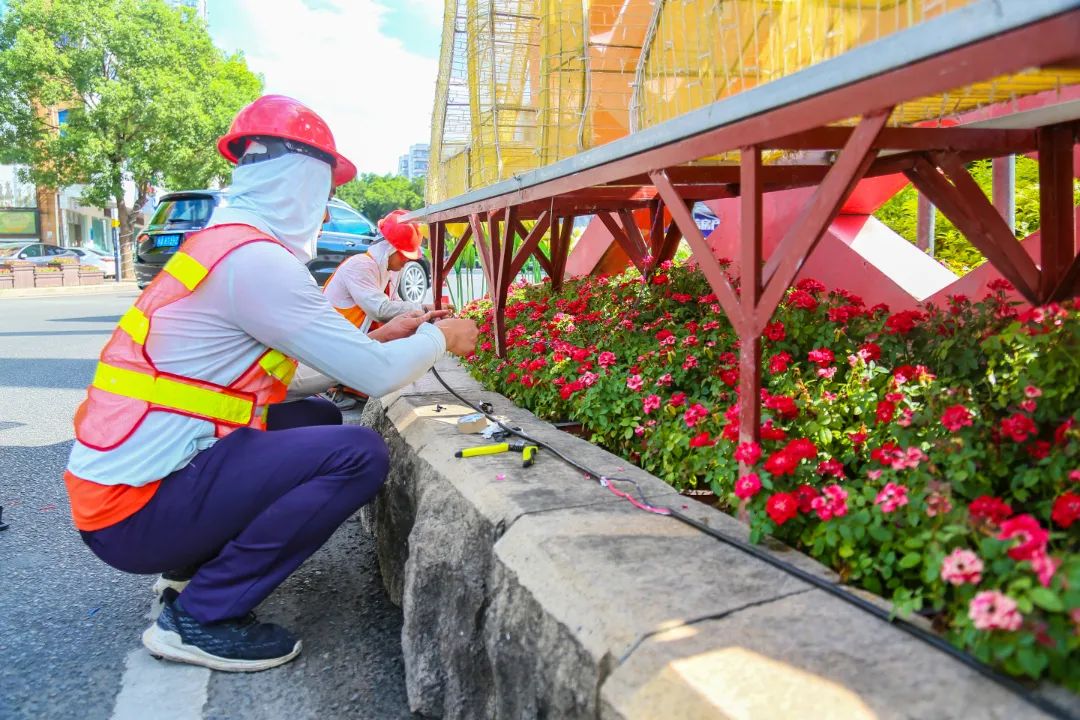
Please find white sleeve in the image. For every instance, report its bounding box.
[217,243,445,398]
[286,363,335,400]
[346,255,423,321]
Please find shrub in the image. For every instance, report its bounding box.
[461,261,1080,687]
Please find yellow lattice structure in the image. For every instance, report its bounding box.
[428,0,1080,204]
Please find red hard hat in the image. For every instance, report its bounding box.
[378,210,422,260]
[218,95,358,187]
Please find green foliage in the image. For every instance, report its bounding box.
[335,173,425,221]
[460,264,1080,687]
[875,157,1080,276]
[0,0,262,250]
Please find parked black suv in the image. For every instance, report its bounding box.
[134,191,431,302]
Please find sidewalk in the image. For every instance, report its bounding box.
[0,282,139,299]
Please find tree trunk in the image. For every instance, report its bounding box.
[115,192,136,281]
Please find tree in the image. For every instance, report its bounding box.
[335,173,426,222]
[0,0,262,277]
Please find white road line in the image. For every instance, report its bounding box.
[110,648,209,720]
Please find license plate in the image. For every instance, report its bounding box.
[155,234,181,248]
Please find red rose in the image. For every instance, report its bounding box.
[875,400,896,424]
[997,514,1048,561]
[764,450,798,476]
[734,441,762,466]
[1026,440,1051,460]
[885,310,925,335]
[689,432,716,448]
[683,403,710,428]
[794,484,820,513]
[668,392,687,408]
[734,473,762,500]
[941,405,974,432]
[597,351,617,368]
[817,458,845,478]
[761,420,787,441]
[1052,492,1080,528]
[789,290,818,311]
[769,352,792,374]
[795,278,826,294]
[999,413,1037,443]
[651,273,669,285]
[848,430,867,447]
[784,438,818,461]
[968,495,1014,525]
[764,321,786,342]
[765,394,799,419]
[766,492,799,525]
[807,348,834,367]
[856,342,881,362]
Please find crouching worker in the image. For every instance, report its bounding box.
[322,210,451,409]
[63,95,478,672]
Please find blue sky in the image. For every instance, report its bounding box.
[207,0,443,174]
[0,0,444,174]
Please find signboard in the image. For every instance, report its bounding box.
[0,208,40,238]
[692,202,721,235]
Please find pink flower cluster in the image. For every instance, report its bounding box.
[968,591,1023,632]
[810,484,848,521]
[874,483,909,513]
[940,548,983,586]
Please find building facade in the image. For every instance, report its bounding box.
[398,143,430,180]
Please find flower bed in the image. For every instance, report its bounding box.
[461,261,1080,689]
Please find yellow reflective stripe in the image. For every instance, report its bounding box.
[257,350,294,385]
[92,363,253,426]
[118,306,150,345]
[163,252,209,291]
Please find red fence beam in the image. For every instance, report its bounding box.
[766,126,1037,154]
[1038,123,1077,299]
[431,221,446,310]
[508,212,552,280]
[906,155,1041,303]
[738,146,764,476]
[758,111,889,326]
[651,170,743,328]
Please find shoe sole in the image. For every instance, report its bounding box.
[142,625,302,673]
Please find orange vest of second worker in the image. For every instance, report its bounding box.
[322,241,422,331]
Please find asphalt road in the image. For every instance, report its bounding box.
[0,290,413,720]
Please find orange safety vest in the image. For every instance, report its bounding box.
[73,224,298,452]
[324,253,389,330]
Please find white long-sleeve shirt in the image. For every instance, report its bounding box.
[67,217,444,487]
[324,241,422,332]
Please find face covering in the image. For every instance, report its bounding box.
[218,151,332,264]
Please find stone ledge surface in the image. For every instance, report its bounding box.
[357,358,1066,720]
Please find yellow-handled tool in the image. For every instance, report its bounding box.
[455,440,539,467]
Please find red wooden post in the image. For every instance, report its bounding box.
[738,147,763,470]
[1038,124,1076,301]
[431,221,446,310]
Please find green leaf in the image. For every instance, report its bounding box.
[1029,587,1064,613]
[898,552,922,570]
[1016,647,1048,679]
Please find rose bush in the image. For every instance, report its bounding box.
[460,259,1080,688]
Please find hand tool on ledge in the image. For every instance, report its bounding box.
[455,440,538,467]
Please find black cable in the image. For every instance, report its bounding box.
[429,366,1075,720]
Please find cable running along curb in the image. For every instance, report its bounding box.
[427,366,1076,720]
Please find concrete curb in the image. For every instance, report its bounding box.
[0,282,138,299]
[357,359,1071,720]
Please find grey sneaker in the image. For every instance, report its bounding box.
[324,388,359,411]
[143,597,301,672]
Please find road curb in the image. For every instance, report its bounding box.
[0,283,139,299]
[359,358,1070,720]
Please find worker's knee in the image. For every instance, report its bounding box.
[327,426,389,500]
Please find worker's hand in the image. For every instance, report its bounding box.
[435,318,480,356]
[371,310,454,343]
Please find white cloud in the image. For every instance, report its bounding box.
[220,0,438,175]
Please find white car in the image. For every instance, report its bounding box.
[68,247,117,278]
